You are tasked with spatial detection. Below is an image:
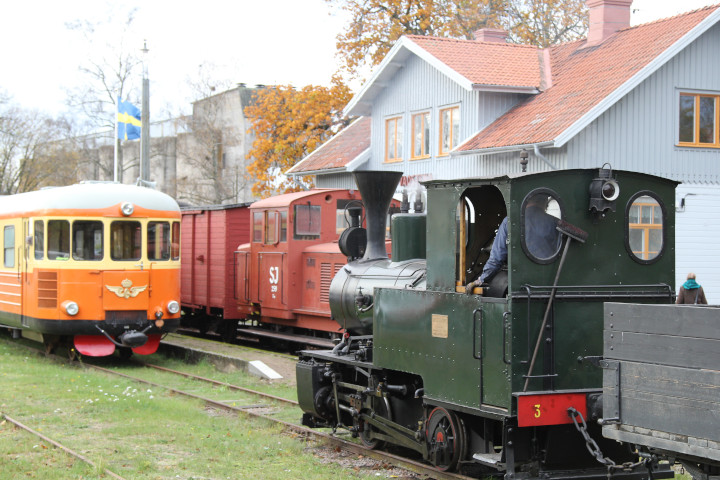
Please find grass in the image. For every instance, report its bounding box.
[0,338,406,479]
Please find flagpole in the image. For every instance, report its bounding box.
[114,98,119,182]
[140,40,150,184]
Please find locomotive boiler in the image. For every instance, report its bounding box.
[297,168,678,479]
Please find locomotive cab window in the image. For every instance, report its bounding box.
[4,226,14,268]
[72,220,103,261]
[111,221,141,261]
[521,190,563,263]
[252,212,263,243]
[48,220,70,260]
[279,211,287,242]
[294,204,321,240]
[627,193,664,262]
[265,211,278,245]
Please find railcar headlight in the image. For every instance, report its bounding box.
[167,300,180,314]
[121,202,134,216]
[62,300,79,316]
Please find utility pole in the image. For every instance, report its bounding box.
[140,40,151,184]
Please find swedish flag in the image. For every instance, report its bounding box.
[117,98,141,140]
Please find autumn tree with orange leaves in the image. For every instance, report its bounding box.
[244,78,353,198]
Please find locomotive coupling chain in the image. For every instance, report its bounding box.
[567,407,648,477]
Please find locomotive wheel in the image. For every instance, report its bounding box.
[425,407,467,471]
[359,396,392,449]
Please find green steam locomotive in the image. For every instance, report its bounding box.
[297,167,677,479]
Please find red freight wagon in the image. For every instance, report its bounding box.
[180,203,251,340]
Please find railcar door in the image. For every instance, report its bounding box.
[20,218,29,326]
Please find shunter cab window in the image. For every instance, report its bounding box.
[252,212,263,243]
[34,220,44,260]
[72,221,104,261]
[4,226,14,268]
[294,204,321,240]
[111,221,141,260]
[265,211,278,245]
[48,220,70,260]
[279,212,287,242]
[148,221,172,260]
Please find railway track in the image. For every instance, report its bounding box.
[2,338,477,480]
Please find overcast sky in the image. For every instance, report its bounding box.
[1,0,717,118]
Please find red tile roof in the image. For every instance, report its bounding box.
[285,117,371,174]
[459,5,719,151]
[406,35,542,89]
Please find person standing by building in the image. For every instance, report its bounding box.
[677,272,708,304]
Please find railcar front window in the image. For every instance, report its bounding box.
[171,221,180,260]
[34,220,44,260]
[72,221,103,261]
[148,221,171,260]
[48,220,70,260]
[627,194,664,262]
[111,221,141,261]
[4,226,14,268]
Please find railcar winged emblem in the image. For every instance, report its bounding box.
[106,278,148,299]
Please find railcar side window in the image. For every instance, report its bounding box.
[252,212,263,243]
[48,220,70,260]
[171,221,180,260]
[148,221,171,260]
[627,194,664,262]
[72,221,103,261]
[521,190,563,263]
[294,204,321,239]
[34,220,44,260]
[111,221,141,261]
[4,226,14,268]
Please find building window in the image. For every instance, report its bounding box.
[411,112,430,159]
[627,194,664,262]
[385,116,403,162]
[678,93,719,147]
[439,106,460,156]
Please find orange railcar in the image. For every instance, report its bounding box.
[0,182,181,357]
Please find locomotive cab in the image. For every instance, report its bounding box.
[298,168,678,479]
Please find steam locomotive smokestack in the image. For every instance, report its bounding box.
[353,170,402,260]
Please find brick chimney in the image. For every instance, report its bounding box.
[474,28,507,43]
[586,0,632,46]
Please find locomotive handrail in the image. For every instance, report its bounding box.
[502,311,511,365]
[514,283,673,300]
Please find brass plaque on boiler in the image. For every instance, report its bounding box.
[431,314,448,338]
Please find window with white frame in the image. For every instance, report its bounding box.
[439,106,460,156]
[385,116,403,162]
[411,111,430,159]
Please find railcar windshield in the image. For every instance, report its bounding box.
[47,220,70,260]
[148,221,171,260]
[111,221,141,261]
[72,220,103,261]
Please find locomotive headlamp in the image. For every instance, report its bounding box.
[62,300,79,316]
[120,202,134,216]
[167,300,180,314]
[589,164,620,214]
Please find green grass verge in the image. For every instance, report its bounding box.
[0,339,403,479]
